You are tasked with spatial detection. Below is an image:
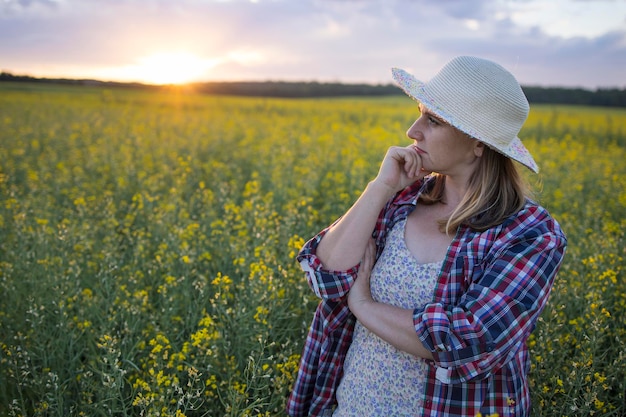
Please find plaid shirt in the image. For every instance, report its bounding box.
[287,177,567,417]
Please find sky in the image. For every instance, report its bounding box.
[1,0,625,89]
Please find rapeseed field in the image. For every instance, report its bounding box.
[0,83,624,416]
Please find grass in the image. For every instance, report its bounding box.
[0,82,625,416]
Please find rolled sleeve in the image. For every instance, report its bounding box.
[414,217,567,384]
[296,179,425,302]
[296,226,359,300]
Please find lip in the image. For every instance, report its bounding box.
[413,145,427,155]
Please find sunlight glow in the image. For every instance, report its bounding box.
[108,52,220,85]
[85,48,270,84]
[135,52,219,84]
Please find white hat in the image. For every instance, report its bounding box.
[392,56,538,173]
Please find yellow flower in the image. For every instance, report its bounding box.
[594,372,607,383]
[254,306,269,324]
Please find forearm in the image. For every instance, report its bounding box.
[352,299,434,360]
[316,180,395,271]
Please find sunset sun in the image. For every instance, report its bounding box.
[123,52,219,85]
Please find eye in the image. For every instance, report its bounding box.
[427,115,440,126]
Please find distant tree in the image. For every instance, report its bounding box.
[1,71,625,106]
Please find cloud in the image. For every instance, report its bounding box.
[1,0,60,14]
[514,30,626,87]
[1,0,624,87]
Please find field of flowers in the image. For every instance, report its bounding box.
[0,82,624,417]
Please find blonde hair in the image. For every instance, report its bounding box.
[419,146,530,234]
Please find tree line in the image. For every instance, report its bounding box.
[2,71,625,107]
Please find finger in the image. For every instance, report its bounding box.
[404,147,421,178]
[360,247,372,271]
[367,237,376,254]
[396,147,415,174]
[359,240,373,273]
[364,239,376,269]
[404,152,416,176]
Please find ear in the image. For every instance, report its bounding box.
[474,141,485,158]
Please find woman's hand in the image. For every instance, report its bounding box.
[315,145,429,273]
[347,237,435,360]
[348,238,377,315]
[373,145,430,194]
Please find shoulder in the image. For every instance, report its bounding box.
[510,200,565,238]
[490,200,567,254]
[458,201,567,259]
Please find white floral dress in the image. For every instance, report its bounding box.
[333,219,441,417]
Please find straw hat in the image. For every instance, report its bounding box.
[392,56,538,173]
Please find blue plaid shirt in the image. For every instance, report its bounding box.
[287,177,567,417]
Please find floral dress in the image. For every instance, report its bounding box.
[333,219,441,417]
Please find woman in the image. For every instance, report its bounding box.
[287,56,567,417]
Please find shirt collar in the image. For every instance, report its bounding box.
[393,175,436,206]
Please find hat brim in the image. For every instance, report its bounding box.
[391,67,539,173]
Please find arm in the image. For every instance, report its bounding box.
[317,145,428,271]
[348,238,434,359]
[349,208,567,376]
[415,215,567,382]
[296,178,425,301]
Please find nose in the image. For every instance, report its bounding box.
[406,119,421,141]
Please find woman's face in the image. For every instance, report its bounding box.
[406,104,483,177]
